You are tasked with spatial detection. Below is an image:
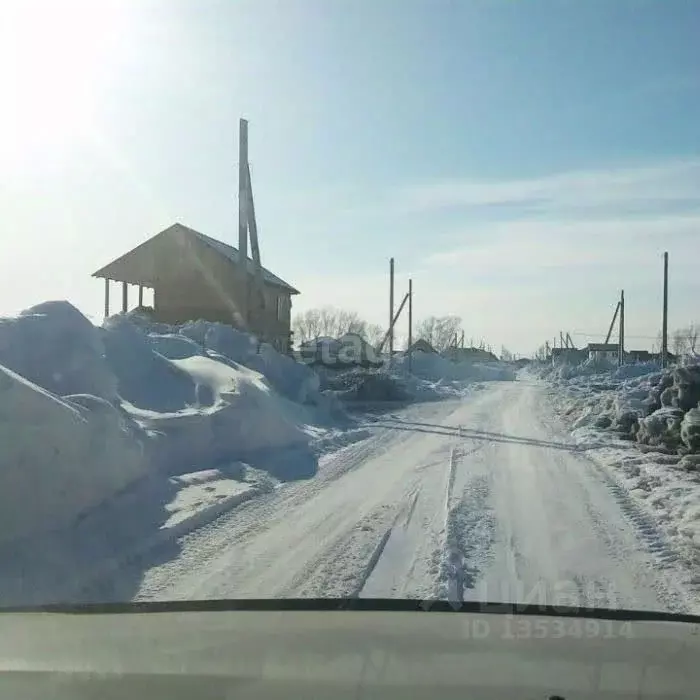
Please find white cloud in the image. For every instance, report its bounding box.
[391,158,700,216]
[424,214,700,271]
[287,160,700,354]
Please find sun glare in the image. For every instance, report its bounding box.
[0,0,130,169]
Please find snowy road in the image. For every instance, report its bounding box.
[137,380,696,612]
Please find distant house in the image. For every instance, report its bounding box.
[92,223,299,351]
[586,343,619,363]
[627,349,653,363]
[407,338,437,354]
[443,346,498,363]
[648,350,677,364]
[551,347,588,364]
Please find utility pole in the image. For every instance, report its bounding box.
[605,301,621,345]
[378,292,409,354]
[618,289,625,366]
[407,278,413,373]
[238,118,249,325]
[560,331,565,349]
[389,257,395,357]
[662,252,669,368]
[246,162,265,321]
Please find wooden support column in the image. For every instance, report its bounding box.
[619,289,625,366]
[407,278,413,373]
[122,282,128,313]
[662,252,669,368]
[389,258,395,356]
[138,285,144,307]
[104,279,110,319]
[239,118,249,326]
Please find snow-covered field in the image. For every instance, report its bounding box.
[1,301,698,613]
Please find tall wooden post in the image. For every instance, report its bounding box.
[138,285,144,307]
[104,279,110,319]
[619,289,625,366]
[389,257,395,357]
[407,278,413,373]
[238,118,249,325]
[662,252,669,367]
[121,282,128,313]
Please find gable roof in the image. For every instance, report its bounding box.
[93,223,299,294]
[407,338,437,353]
[191,228,299,294]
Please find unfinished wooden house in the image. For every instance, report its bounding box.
[93,222,299,351]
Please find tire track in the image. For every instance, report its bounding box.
[282,483,423,598]
[437,429,496,605]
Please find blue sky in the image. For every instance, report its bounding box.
[1,0,699,354]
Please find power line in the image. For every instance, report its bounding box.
[571,332,661,340]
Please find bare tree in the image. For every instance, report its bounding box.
[687,323,698,354]
[292,306,382,345]
[415,317,437,347]
[292,309,322,345]
[364,323,384,347]
[668,323,700,357]
[672,328,688,356]
[415,315,462,352]
[500,346,514,362]
[335,309,367,337]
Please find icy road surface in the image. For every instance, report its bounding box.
[137,380,697,612]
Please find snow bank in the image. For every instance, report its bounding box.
[0,302,351,552]
[132,355,315,479]
[179,321,320,404]
[543,361,700,574]
[0,364,146,544]
[316,351,516,407]
[103,315,204,413]
[391,350,516,384]
[319,367,411,404]
[0,300,117,400]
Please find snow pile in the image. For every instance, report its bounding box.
[0,364,146,544]
[319,367,410,404]
[0,302,347,550]
[545,362,700,571]
[0,300,117,400]
[132,354,315,479]
[179,320,321,404]
[390,350,516,384]
[316,350,515,406]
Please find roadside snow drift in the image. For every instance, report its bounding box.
[391,350,516,384]
[0,364,146,544]
[540,359,700,573]
[0,302,334,546]
[131,354,314,479]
